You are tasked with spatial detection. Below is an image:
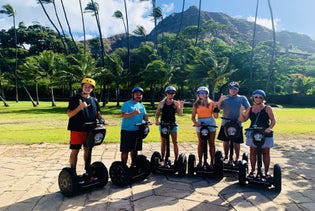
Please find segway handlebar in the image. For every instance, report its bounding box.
[193,123,217,128]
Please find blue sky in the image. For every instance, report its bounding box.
[0,0,314,41]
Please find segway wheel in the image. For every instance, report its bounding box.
[214,151,224,179]
[238,163,247,185]
[58,167,78,197]
[273,163,282,192]
[135,155,151,179]
[188,154,196,176]
[177,153,187,176]
[91,161,109,188]
[109,161,130,187]
[150,151,161,172]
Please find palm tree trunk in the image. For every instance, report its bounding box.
[51,1,69,54]
[249,0,259,92]
[168,0,185,65]
[60,0,79,52]
[0,95,9,107]
[265,0,276,92]
[123,0,131,72]
[195,0,202,46]
[79,0,86,54]
[37,0,68,53]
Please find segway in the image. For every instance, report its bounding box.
[109,121,151,187]
[58,121,108,197]
[222,117,248,172]
[239,127,281,192]
[188,123,223,179]
[150,122,187,176]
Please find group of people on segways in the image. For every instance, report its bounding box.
[59,78,281,196]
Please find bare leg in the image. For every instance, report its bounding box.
[160,136,166,160]
[70,149,79,169]
[262,148,270,174]
[249,147,257,173]
[208,132,216,165]
[234,142,240,161]
[121,152,128,164]
[223,141,229,160]
[197,132,203,164]
[170,132,178,160]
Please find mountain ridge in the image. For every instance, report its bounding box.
[106,6,315,54]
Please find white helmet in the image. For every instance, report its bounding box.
[197,86,209,95]
[165,86,176,93]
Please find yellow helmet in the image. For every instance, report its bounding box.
[81,78,96,88]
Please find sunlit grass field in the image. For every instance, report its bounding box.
[0,101,314,145]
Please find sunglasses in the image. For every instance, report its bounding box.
[253,96,264,99]
[198,91,207,95]
[167,92,175,95]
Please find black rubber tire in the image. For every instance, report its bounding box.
[58,167,78,197]
[188,154,196,176]
[150,151,161,172]
[109,161,130,187]
[135,155,151,179]
[91,161,109,188]
[214,151,224,179]
[177,153,187,176]
[273,163,282,192]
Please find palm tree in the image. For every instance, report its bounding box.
[78,0,87,54]
[151,6,163,49]
[168,0,186,65]
[85,1,105,67]
[41,0,69,54]
[266,0,276,92]
[133,25,147,39]
[37,0,67,52]
[195,0,202,46]
[249,0,259,92]
[113,9,130,70]
[60,0,78,52]
[0,4,18,102]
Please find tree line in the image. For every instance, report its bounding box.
[0,1,314,108]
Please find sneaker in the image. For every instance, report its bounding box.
[197,161,202,168]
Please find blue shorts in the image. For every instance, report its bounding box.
[245,129,274,148]
[196,118,216,132]
[159,125,178,133]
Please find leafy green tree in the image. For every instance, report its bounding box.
[143,59,169,108]
[0,4,18,102]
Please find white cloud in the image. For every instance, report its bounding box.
[0,0,173,41]
[246,16,280,31]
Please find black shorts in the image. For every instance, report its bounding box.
[120,130,143,152]
[217,126,244,144]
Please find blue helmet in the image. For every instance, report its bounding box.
[252,89,266,99]
[132,87,144,94]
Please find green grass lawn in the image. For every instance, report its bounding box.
[0,101,314,145]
